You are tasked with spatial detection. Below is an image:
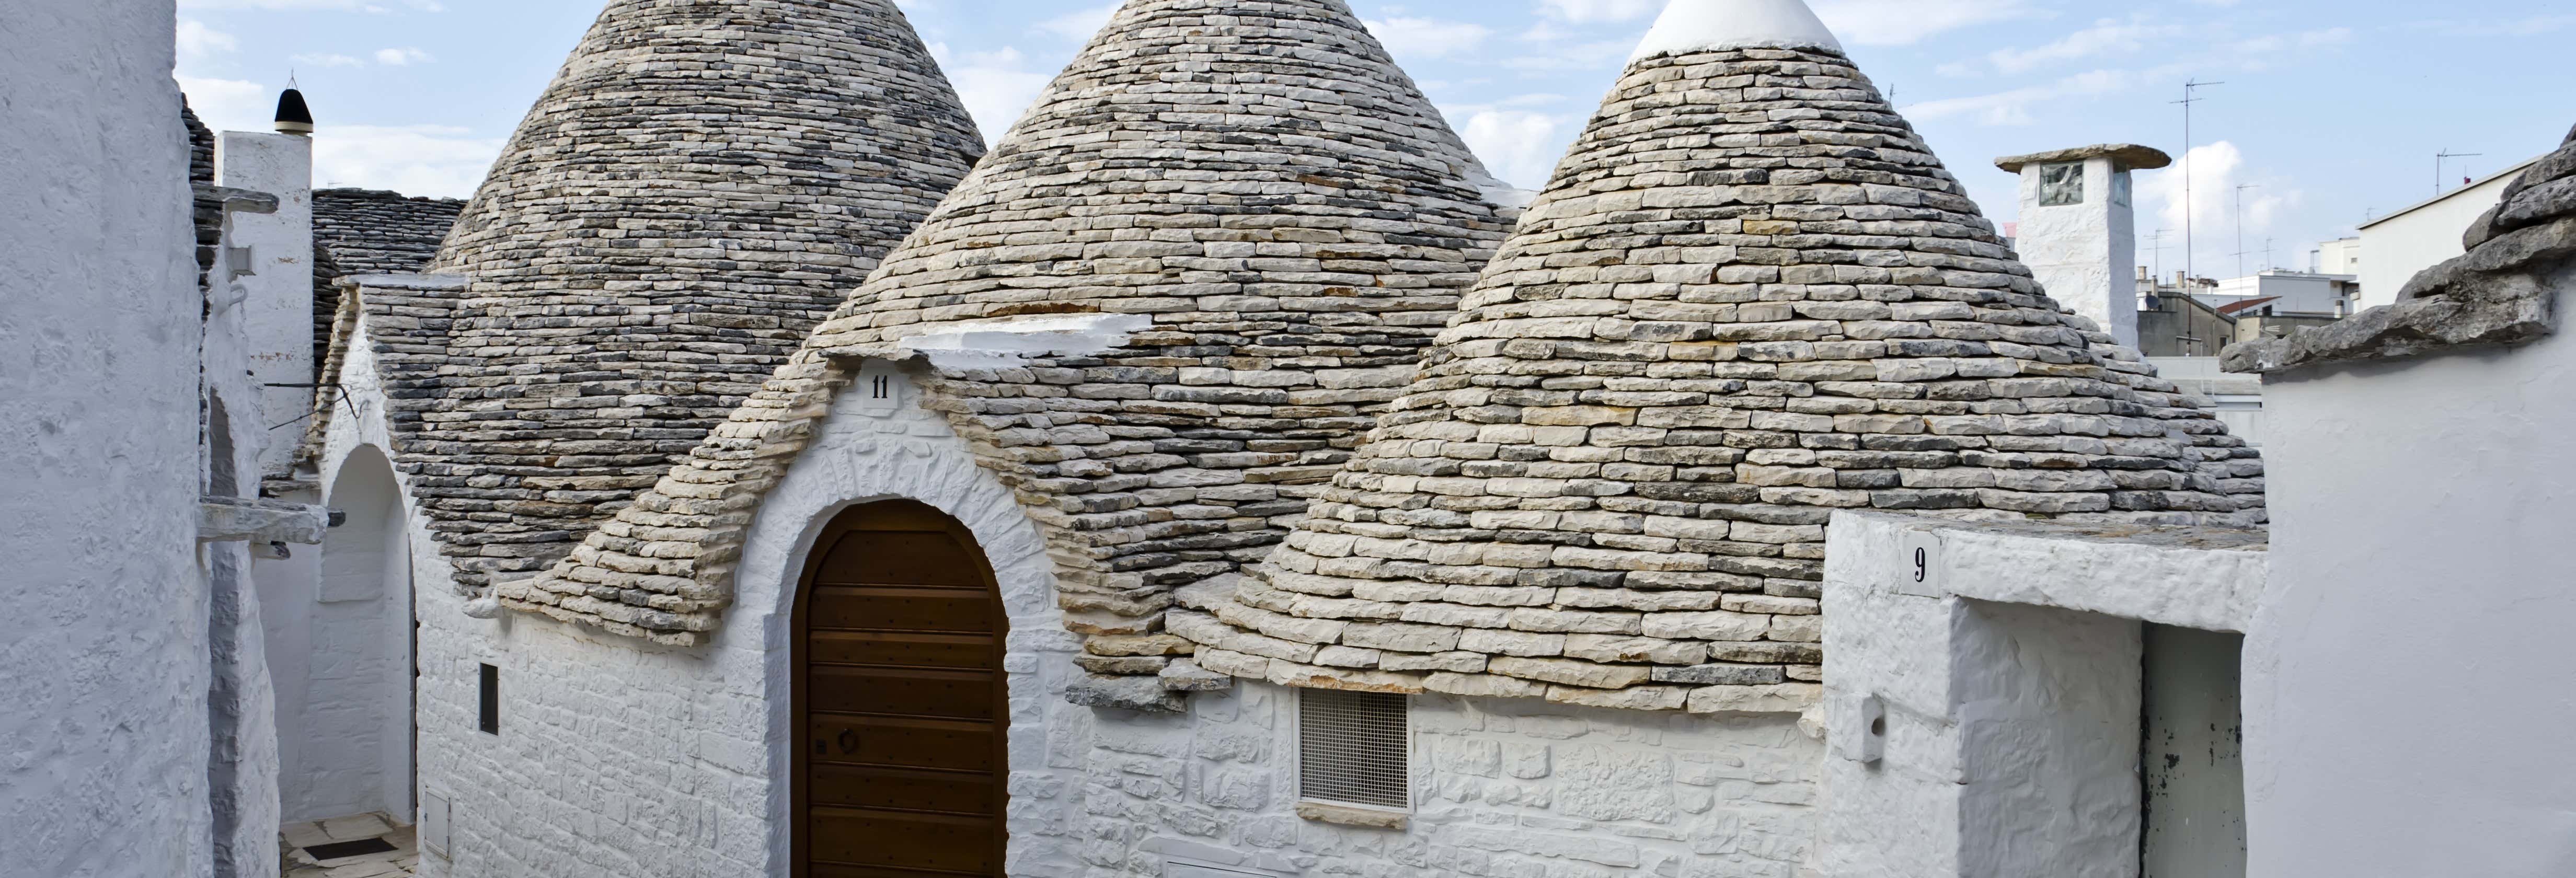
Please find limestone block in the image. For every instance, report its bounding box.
[1488,656,1652,689]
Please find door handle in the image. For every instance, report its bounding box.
[838,729,861,754]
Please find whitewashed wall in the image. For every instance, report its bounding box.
[213,131,314,478]
[2246,267,2576,876]
[372,362,1824,876]
[1059,683,1821,878]
[1818,512,2267,878]
[2014,156,2137,346]
[0,2,213,875]
[262,445,415,823]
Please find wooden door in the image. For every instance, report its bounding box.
[795,501,1007,877]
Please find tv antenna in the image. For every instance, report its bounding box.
[2436,149,2483,196]
[2233,183,2262,278]
[2174,78,2224,283]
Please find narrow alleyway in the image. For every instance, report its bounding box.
[280,813,416,877]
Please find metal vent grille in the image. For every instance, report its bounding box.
[1298,688,1409,810]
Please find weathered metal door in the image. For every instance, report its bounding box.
[795,501,1007,877]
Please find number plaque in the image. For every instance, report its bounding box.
[855,359,903,416]
[1895,529,1945,597]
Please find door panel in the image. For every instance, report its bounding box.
[796,501,1007,877]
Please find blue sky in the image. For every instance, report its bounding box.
[175,0,2576,279]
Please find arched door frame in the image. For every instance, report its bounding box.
[287,443,417,823]
[789,499,1011,877]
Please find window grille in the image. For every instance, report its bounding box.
[1297,688,1409,810]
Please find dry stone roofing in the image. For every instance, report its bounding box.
[2229,124,2576,374]
[310,189,465,375]
[375,0,984,590]
[511,0,1521,651]
[1174,27,2269,712]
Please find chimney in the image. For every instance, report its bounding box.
[1995,144,2173,349]
[215,89,316,479]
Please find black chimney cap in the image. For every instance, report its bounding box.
[274,87,314,135]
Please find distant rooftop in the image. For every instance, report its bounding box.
[2358,153,2546,230]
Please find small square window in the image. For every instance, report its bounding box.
[2039,163,2086,206]
[1297,689,1409,810]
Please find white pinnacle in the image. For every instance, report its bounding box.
[1630,0,1846,62]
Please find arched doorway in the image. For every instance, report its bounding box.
[279,445,415,822]
[794,500,1008,877]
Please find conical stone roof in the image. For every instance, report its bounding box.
[1173,4,2267,711]
[405,0,983,590]
[509,0,1519,648]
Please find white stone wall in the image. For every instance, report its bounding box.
[0,2,214,875]
[2015,156,2137,346]
[264,445,415,823]
[1057,683,1822,878]
[2246,268,2576,876]
[213,131,315,477]
[369,361,1824,876]
[1817,512,2266,878]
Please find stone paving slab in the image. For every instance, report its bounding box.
[280,812,416,878]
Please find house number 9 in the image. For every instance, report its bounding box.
[1896,529,1944,597]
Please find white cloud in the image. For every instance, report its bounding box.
[1366,16,1495,61]
[1454,105,1573,190]
[1499,36,1635,73]
[312,124,504,198]
[1983,18,2189,75]
[1035,3,1119,41]
[293,53,367,68]
[1811,0,2037,47]
[177,20,237,59]
[2134,141,2301,272]
[373,47,433,66]
[180,0,441,9]
[2414,15,2576,37]
[177,76,272,130]
[1904,68,2132,126]
[1534,0,1661,25]
[932,44,1055,145]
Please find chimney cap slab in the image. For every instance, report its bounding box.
[1995,144,2172,174]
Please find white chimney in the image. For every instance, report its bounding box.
[1996,144,2171,349]
[213,126,314,480]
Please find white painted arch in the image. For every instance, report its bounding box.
[723,365,1086,874]
[278,443,416,823]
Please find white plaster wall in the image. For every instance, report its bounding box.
[1817,513,2249,878]
[214,131,314,476]
[2245,273,2576,876]
[2355,168,2522,310]
[202,133,291,878]
[1067,683,1822,878]
[2016,157,2136,346]
[271,445,414,823]
[0,2,213,875]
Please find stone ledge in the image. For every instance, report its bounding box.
[1293,801,1408,831]
[1064,673,1186,714]
[1994,143,2172,173]
[198,496,331,545]
[2225,217,2572,375]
